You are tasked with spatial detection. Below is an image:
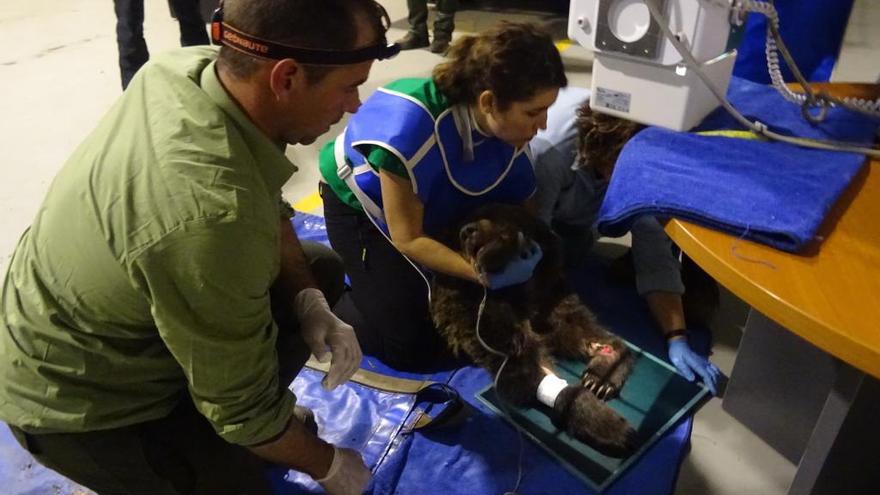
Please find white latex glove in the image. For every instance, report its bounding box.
[294,288,362,389]
[315,446,371,495]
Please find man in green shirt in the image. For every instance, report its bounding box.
[0,1,397,494]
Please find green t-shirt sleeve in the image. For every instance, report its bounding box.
[365,145,409,179]
[131,220,295,446]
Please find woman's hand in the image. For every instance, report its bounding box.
[379,170,482,283]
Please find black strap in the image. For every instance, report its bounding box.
[410,383,471,432]
[211,3,400,65]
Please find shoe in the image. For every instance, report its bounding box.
[429,36,451,54]
[395,31,429,50]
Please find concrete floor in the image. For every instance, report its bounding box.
[0,1,877,494]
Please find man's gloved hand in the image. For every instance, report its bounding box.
[315,446,371,495]
[668,337,721,395]
[482,240,543,290]
[294,288,362,390]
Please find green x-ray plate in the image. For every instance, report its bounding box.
[476,342,710,492]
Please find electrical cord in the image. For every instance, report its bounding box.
[643,0,880,158]
[474,286,525,495]
[744,0,880,121]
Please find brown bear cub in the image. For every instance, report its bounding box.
[431,204,637,457]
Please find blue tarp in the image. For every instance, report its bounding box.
[273,214,711,495]
[0,213,711,494]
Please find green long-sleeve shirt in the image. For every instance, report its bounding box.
[0,47,298,446]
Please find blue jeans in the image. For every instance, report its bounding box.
[406,0,458,39]
[114,0,209,89]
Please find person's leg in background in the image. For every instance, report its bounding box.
[396,0,430,50]
[430,0,458,54]
[320,184,446,372]
[114,0,149,90]
[168,0,209,47]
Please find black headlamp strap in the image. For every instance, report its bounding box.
[210,2,400,65]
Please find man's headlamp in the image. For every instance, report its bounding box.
[210,2,400,65]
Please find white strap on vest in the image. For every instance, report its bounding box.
[451,104,475,163]
[334,129,386,224]
[334,129,433,302]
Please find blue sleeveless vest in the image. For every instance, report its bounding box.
[333,86,536,237]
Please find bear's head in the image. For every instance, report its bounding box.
[458,217,532,276]
[445,204,561,282]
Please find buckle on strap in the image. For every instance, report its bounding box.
[334,131,354,181]
[409,383,471,432]
[337,161,353,181]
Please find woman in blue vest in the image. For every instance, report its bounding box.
[318,22,567,370]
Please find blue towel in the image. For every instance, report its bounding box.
[597,77,878,252]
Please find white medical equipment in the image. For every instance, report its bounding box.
[568,0,880,157]
[568,0,741,131]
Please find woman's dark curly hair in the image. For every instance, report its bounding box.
[575,101,644,178]
[433,21,567,110]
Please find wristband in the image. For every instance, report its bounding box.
[665,328,688,341]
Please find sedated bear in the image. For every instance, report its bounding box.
[431,203,637,457]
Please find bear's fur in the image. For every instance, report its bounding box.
[431,204,636,456]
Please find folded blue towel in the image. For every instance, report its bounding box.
[597,77,878,252]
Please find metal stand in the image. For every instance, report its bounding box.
[722,309,880,494]
[789,363,880,495]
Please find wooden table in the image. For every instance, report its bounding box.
[665,83,880,495]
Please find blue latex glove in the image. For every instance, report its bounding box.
[483,241,543,290]
[668,338,721,395]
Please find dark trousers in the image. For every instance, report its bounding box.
[114,0,209,89]
[406,0,458,39]
[9,241,344,495]
[321,184,450,372]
